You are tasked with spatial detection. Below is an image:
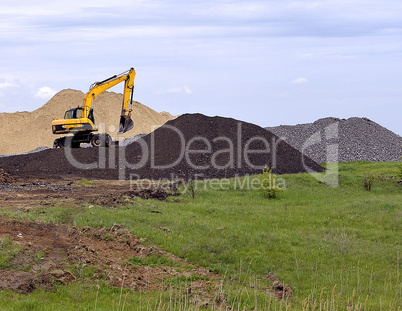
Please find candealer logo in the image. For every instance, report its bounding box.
[301,122,339,187]
[62,121,288,181]
[128,173,286,194]
[147,123,281,171]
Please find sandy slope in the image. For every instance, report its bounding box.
[0,89,176,155]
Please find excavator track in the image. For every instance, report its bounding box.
[53,132,112,148]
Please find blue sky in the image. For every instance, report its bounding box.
[1,0,401,135]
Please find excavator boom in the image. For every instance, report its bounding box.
[82,67,136,134]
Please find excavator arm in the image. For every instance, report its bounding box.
[82,67,136,134]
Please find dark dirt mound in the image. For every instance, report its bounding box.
[0,114,323,180]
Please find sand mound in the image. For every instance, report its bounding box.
[266,117,402,163]
[0,89,176,155]
[0,113,323,180]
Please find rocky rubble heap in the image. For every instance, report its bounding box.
[266,117,402,163]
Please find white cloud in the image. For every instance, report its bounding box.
[34,86,56,99]
[155,85,192,95]
[301,53,314,59]
[291,77,309,84]
[0,79,20,98]
[182,86,192,94]
[0,81,17,89]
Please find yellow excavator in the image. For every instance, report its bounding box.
[52,68,136,148]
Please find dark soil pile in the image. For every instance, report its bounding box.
[0,114,323,180]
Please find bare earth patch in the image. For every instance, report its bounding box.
[0,216,218,303]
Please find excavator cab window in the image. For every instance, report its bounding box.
[64,107,83,119]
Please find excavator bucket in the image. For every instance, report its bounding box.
[118,115,134,134]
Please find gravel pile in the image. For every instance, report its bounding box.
[266,117,402,163]
[117,134,147,147]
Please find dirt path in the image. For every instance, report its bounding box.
[0,176,178,209]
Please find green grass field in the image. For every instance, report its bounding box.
[0,161,401,310]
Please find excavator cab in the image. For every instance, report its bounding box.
[62,107,95,124]
[64,107,83,119]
